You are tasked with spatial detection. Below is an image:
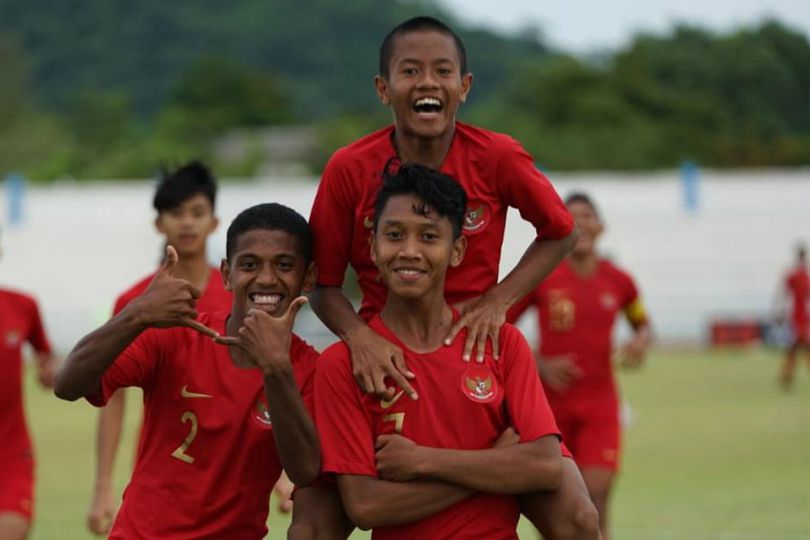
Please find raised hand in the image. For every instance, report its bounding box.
[375,433,421,482]
[348,324,417,400]
[127,245,218,338]
[446,292,507,363]
[214,296,307,375]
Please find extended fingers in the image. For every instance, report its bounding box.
[185,319,220,339]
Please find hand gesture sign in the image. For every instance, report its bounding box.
[128,245,219,338]
[349,325,417,401]
[215,296,308,375]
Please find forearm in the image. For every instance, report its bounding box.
[338,475,471,530]
[310,285,369,343]
[492,232,577,308]
[94,390,126,491]
[54,308,145,401]
[263,368,321,485]
[415,437,562,494]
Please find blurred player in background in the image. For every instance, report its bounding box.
[302,16,599,540]
[56,203,320,539]
[778,243,809,390]
[509,192,652,540]
[85,162,239,534]
[0,226,56,540]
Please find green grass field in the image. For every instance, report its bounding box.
[22,347,810,539]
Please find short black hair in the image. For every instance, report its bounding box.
[374,161,467,239]
[226,203,313,263]
[379,16,468,78]
[153,161,217,213]
[565,191,600,218]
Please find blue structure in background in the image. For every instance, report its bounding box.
[680,161,700,213]
[4,173,27,227]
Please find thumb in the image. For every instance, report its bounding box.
[284,296,309,322]
[159,245,179,276]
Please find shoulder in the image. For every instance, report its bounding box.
[600,259,635,283]
[324,126,393,171]
[0,287,39,312]
[498,322,530,351]
[455,121,518,156]
[291,334,320,365]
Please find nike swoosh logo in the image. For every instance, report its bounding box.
[181,385,213,399]
[380,390,404,410]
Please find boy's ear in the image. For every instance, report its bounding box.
[374,75,391,105]
[369,232,378,264]
[450,234,467,268]
[154,215,165,234]
[302,261,317,293]
[459,72,473,103]
[220,258,232,291]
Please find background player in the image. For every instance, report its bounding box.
[56,203,320,539]
[316,163,563,537]
[778,243,809,389]
[509,192,652,540]
[86,161,234,535]
[0,225,56,540]
[305,16,599,540]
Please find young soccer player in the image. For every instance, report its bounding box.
[56,203,320,539]
[778,243,809,389]
[316,163,563,538]
[303,15,599,540]
[509,192,652,540]
[86,161,233,535]
[0,227,56,540]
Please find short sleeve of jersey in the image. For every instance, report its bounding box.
[611,266,646,326]
[494,137,574,242]
[310,149,357,288]
[26,297,52,354]
[86,328,166,407]
[314,343,377,477]
[500,324,560,443]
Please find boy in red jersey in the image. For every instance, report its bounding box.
[779,243,809,389]
[56,203,321,539]
[316,163,563,538]
[0,227,56,540]
[302,16,598,540]
[86,161,235,535]
[509,193,652,540]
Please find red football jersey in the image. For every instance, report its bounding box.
[315,314,560,540]
[509,259,643,402]
[113,267,231,315]
[87,311,318,539]
[0,289,51,464]
[310,122,574,320]
[785,266,809,327]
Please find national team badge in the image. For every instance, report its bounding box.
[5,330,21,347]
[600,293,617,310]
[461,366,499,403]
[252,395,273,428]
[462,202,489,234]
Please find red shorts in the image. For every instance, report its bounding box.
[0,456,34,520]
[552,397,620,472]
[792,318,809,342]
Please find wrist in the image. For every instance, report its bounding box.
[344,322,374,348]
[412,445,435,478]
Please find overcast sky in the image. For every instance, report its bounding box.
[437,0,810,52]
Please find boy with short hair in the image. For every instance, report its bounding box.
[316,163,563,538]
[56,203,320,539]
[87,161,233,535]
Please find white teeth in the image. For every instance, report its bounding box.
[251,294,281,304]
[396,269,423,276]
[414,97,441,107]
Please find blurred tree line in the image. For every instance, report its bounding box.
[0,0,808,179]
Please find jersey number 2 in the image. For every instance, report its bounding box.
[171,411,198,464]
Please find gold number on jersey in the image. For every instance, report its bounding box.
[170,411,198,464]
[383,412,405,433]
